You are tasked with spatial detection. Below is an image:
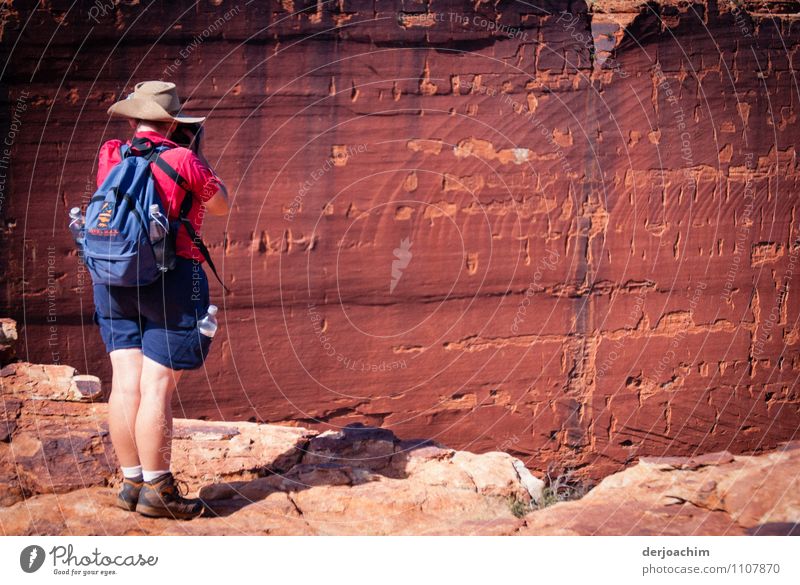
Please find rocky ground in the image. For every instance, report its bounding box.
[1,319,797,535]
[519,447,800,536]
[0,350,544,535]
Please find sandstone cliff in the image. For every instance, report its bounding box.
[1,1,799,482]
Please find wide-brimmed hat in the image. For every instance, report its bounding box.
[107,81,205,124]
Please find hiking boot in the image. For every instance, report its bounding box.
[135,472,205,520]
[115,477,143,512]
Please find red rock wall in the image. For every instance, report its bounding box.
[1,0,799,479]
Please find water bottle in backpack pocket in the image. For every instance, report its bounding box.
[148,204,177,273]
[82,143,176,287]
[68,207,85,246]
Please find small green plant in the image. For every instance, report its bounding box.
[509,495,531,518]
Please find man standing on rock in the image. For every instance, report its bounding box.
[90,81,228,519]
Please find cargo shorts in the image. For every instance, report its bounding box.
[92,256,213,370]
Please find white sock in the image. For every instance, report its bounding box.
[142,469,171,482]
[121,465,143,480]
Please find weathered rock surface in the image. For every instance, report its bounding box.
[2,1,800,481]
[1,361,103,402]
[518,443,800,536]
[0,319,16,367]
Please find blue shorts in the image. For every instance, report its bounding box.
[92,256,213,371]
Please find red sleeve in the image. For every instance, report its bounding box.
[97,139,123,188]
[172,148,223,203]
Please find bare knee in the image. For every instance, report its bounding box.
[109,348,143,400]
[139,357,181,403]
[139,382,173,404]
[110,379,140,402]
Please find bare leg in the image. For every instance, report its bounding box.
[108,348,144,467]
[135,356,182,471]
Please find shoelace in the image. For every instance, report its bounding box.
[172,477,194,500]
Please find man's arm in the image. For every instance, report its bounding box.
[203,181,229,216]
[188,129,228,216]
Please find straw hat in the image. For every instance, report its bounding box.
[107,81,205,124]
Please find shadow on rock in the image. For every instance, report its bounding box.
[200,423,443,518]
[747,523,800,536]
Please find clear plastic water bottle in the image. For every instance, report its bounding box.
[149,204,169,243]
[68,207,85,245]
[197,305,219,338]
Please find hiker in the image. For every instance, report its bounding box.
[86,81,229,519]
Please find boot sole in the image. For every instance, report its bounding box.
[135,502,204,520]
[115,497,138,512]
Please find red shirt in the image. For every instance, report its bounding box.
[97,130,223,262]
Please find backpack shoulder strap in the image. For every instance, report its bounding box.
[151,152,191,192]
[143,143,230,293]
[176,210,230,293]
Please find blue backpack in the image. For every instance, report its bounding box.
[82,137,227,290]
